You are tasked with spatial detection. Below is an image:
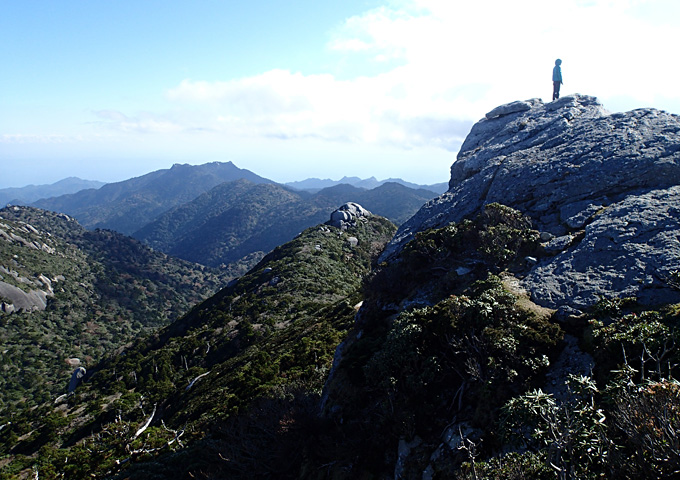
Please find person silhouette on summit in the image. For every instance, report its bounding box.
[552,59,563,101]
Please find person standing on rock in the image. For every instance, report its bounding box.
[552,59,563,100]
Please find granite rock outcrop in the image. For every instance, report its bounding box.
[328,202,371,229]
[382,94,680,313]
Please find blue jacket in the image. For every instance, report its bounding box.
[553,60,562,82]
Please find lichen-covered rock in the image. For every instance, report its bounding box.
[382,94,680,313]
[67,366,86,393]
[0,281,49,312]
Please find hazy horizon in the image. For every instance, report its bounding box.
[0,160,450,191]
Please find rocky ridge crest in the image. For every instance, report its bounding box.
[382,94,680,314]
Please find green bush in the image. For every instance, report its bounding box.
[502,375,610,480]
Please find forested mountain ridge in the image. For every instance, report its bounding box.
[32,162,271,235]
[132,179,324,269]
[132,179,436,269]
[0,209,397,478]
[285,175,448,194]
[0,206,229,413]
[28,163,437,272]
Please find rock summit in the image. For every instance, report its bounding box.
[383,94,680,313]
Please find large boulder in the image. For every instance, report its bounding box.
[381,94,680,313]
[524,186,680,312]
[0,281,49,313]
[328,202,371,229]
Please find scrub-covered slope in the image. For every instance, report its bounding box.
[0,207,396,479]
[0,206,228,411]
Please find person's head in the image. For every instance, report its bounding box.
[555,59,562,66]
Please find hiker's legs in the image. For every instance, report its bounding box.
[553,81,561,100]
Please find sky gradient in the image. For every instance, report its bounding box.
[2,0,679,188]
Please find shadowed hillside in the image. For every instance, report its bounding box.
[33,162,271,235]
[0,206,229,412]
[133,179,436,268]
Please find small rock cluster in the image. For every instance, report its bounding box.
[327,202,371,230]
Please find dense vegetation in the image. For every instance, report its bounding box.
[0,206,229,413]
[2,203,678,479]
[0,214,396,479]
[133,179,436,268]
[133,179,325,268]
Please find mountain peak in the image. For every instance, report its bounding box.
[383,94,680,313]
[452,94,607,187]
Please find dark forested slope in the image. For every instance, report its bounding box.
[0,206,229,412]
[33,162,271,235]
[0,210,396,479]
[133,179,436,269]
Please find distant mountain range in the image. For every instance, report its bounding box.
[133,179,437,268]
[0,177,105,207]
[23,162,439,269]
[33,162,272,235]
[285,175,448,194]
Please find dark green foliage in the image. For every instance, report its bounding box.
[366,202,540,308]
[611,378,680,478]
[352,276,561,435]
[134,178,435,268]
[502,376,610,480]
[315,206,560,477]
[0,215,396,478]
[475,203,537,265]
[0,206,228,413]
[455,451,554,480]
[497,301,680,480]
[589,300,680,384]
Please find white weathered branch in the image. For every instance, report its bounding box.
[185,370,211,392]
[133,403,156,439]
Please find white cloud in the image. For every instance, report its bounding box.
[332,0,680,111]
[164,68,471,151]
[49,0,676,188]
[152,0,680,164]
[92,110,184,135]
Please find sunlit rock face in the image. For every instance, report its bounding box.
[382,94,680,313]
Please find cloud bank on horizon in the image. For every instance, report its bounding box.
[1,0,679,188]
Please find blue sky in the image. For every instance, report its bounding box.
[2,0,680,189]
